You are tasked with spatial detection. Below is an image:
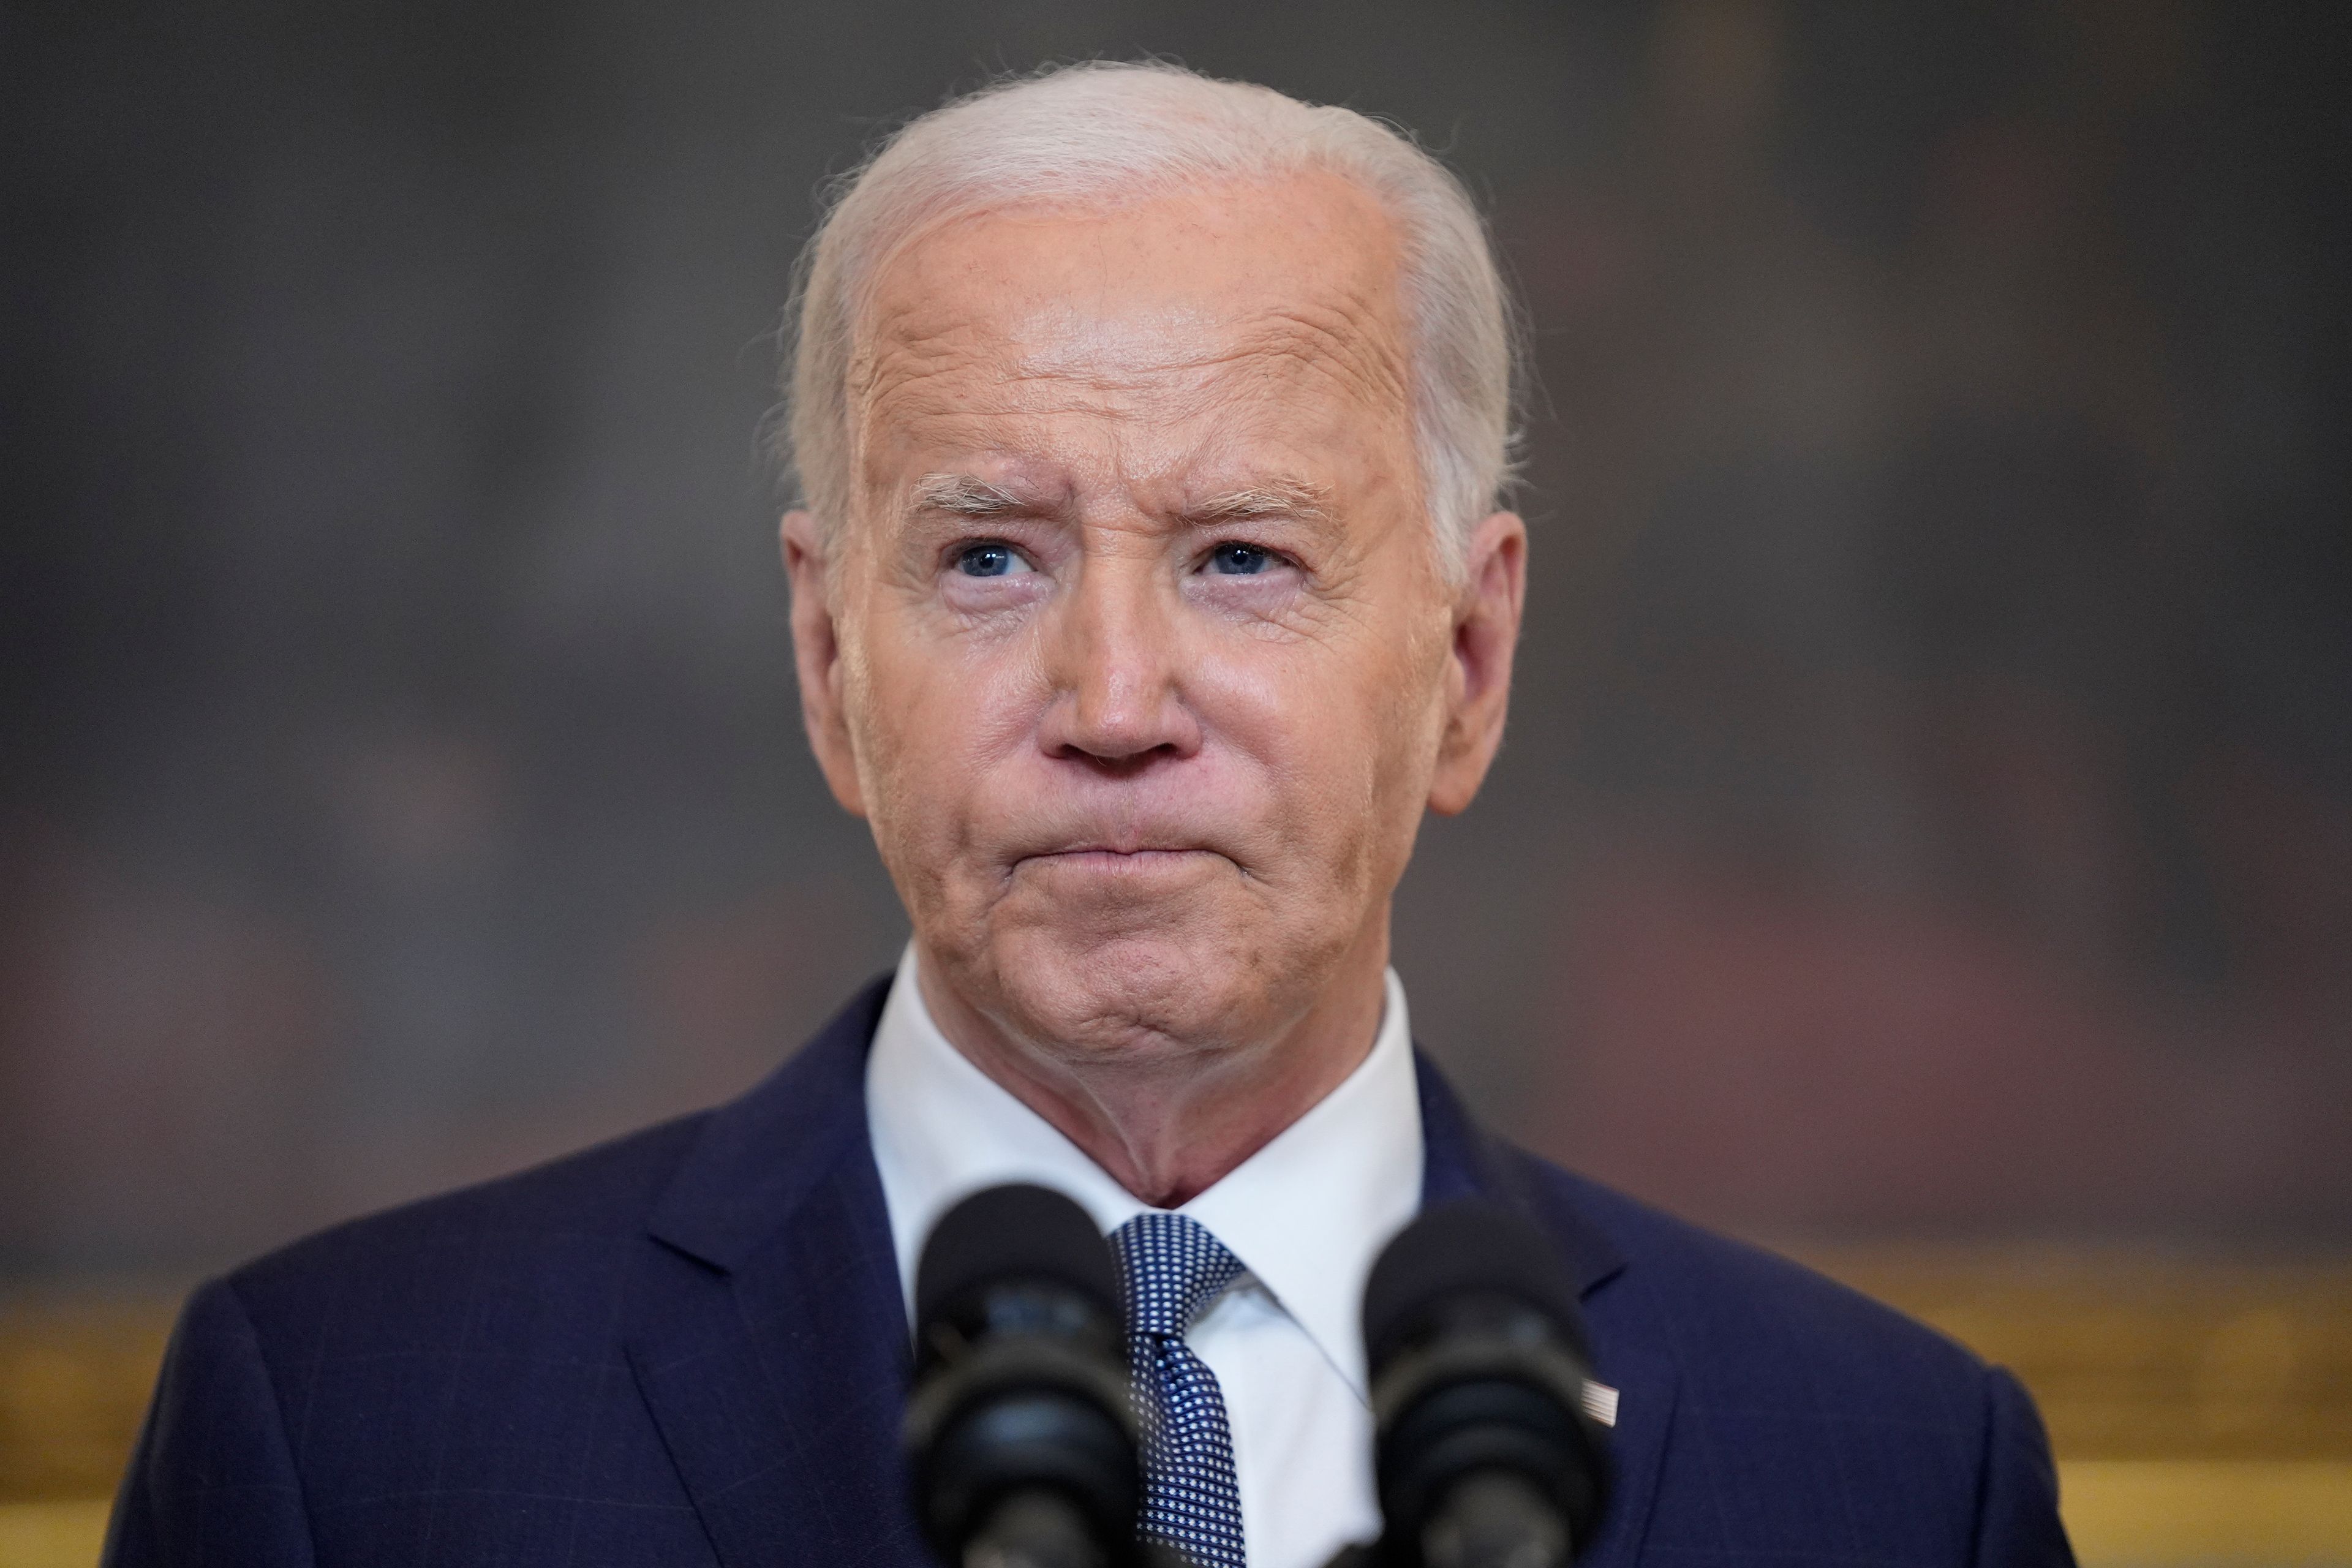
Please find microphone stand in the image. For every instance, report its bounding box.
[1316,1468,1572,1568]
[959,1494,1194,1568]
[962,1489,1106,1568]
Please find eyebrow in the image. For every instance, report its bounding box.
[905,472,1332,526]
[908,473,1033,517]
[1183,480,1332,526]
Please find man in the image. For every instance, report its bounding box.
[109,62,2073,1567]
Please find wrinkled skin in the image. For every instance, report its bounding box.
[785,170,1525,1204]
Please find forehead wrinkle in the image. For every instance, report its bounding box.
[1232,298,1412,415]
[850,218,1420,529]
[1004,287,1409,404]
[854,334,981,424]
[856,249,1411,423]
[849,288,1031,442]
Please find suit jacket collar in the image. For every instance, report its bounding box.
[1414,1053,1626,1300]
[644,975,894,1273]
[1417,1053,1670,1562]
[630,976,923,1566]
[630,977,1661,1567]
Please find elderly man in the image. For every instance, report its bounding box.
[110,62,2072,1568]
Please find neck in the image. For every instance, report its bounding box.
[916,936,1391,1208]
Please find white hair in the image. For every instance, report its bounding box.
[777,60,1520,581]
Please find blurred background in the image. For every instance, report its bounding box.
[3,0,2348,1561]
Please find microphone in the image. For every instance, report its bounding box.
[1359,1201,1611,1568]
[906,1183,1142,1568]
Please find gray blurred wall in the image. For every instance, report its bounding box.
[4,0,2348,1281]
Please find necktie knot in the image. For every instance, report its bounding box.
[1110,1212,1246,1343]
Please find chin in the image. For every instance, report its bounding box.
[981,921,1295,1063]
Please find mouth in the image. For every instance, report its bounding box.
[1009,846,1231,880]
[1017,845,1216,866]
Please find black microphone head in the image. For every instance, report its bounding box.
[1363,1200,1586,1373]
[915,1182,1121,1342]
[1362,1200,1609,1565]
[905,1184,1139,1565]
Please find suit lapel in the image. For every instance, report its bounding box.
[1415,1055,1676,1567]
[628,979,929,1568]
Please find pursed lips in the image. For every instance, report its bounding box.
[994,816,1250,880]
[1017,845,1216,864]
[1006,843,1234,877]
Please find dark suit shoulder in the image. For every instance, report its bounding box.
[1510,1156,2072,1562]
[214,976,895,1361]
[223,1110,709,1346]
[122,987,903,1568]
[157,1112,740,1567]
[1521,1152,1994,1411]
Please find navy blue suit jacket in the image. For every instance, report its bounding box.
[109,978,2073,1566]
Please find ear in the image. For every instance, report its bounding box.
[1427,510,1526,816]
[781,509,867,817]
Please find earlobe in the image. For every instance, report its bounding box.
[1426,510,1527,817]
[780,510,868,817]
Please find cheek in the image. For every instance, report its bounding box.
[843,606,1042,849]
[1351,616,1457,827]
[1385,612,1459,763]
[1198,630,1441,854]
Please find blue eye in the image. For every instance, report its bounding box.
[955,543,1021,577]
[1208,543,1274,576]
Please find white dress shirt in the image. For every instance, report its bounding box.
[866,946,1425,1568]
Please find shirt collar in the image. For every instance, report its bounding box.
[864,946,1423,1398]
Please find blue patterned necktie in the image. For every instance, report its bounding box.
[1110,1212,1249,1568]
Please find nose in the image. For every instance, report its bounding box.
[1035,554,1202,769]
